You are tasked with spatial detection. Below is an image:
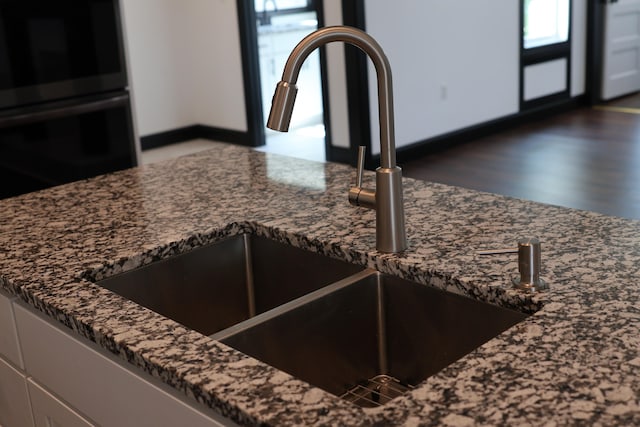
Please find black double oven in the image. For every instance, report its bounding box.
[0,0,136,199]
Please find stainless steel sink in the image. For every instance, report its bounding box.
[97,233,529,408]
[217,271,528,407]
[96,234,364,336]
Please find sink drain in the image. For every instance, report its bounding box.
[340,375,414,407]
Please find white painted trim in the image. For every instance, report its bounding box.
[524,58,568,101]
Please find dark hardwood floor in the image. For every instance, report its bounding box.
[401,94,640,220]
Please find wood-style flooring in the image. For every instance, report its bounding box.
[402,93,640,220]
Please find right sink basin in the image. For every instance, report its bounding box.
[219,271,529,407]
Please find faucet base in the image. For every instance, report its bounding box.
[376,166,407,253]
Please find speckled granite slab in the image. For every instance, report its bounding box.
[0,142,638,425]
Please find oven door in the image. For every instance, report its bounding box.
[0,0,127,108]
[0,92,136,199]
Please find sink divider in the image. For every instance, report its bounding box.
[375,277,388,376]
[208,269,377,342]
[242,234,257,318]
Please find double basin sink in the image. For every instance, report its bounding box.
[96,233,528,407]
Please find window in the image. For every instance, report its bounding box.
[255,0,311,13]
[520,0,572,110]
[524,0,570,49]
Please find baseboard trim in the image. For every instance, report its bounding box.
[327,146,353,165]
[141,125,251,151]
[394,96,586,165]
[141,97,586,165]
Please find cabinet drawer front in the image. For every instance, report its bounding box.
[28,379,95,427]
[0,356,34,427]
[14,303,235,427]
[0,290,23,368]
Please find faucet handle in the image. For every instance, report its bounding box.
[355,145,366,188]
[349,145,376,209]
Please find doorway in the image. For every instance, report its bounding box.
[520,0,572,110]
[239,0,327,162]
[599,0,640,100]
[588,0,640,104]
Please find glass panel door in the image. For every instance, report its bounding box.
[520,0,572,110]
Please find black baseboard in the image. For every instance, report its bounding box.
[327,146,354,165]
[328,96,586,168]
[393,96,587,165]
[140,125,252,151]
[140,125,201,150]
[142,97,586,167]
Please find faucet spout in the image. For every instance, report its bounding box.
[268,26,397,168]
[267,26,408,253]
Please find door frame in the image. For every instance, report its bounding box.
[594,0,640,100]
[236,1,265,147]
[587,0,606,105]
[236,0,330,151]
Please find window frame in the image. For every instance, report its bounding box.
[520,0,573,111]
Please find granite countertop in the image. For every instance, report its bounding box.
[0,142,638,425]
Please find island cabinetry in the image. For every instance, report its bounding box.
[1,288,94,427]
[0,355,34,427]
[27,378,94,427]
[12,302,236,427]
[0,290,239,427]
[0,290,34,427]
[0,290,23,367]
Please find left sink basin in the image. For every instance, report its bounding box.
[96,233,364,336]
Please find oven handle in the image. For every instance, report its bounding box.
[0,94,129,129]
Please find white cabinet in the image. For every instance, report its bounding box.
[28,379,94,427]
[0,290,239,426]
[0,289,23,368]
[0,356,34,427]
[14,303,236,427]
[0,290,33,427]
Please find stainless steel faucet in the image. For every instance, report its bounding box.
[267,26,408,253]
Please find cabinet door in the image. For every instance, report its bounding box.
[601,0,640,100]
[0,356,34,427]
[0,290,23,368]
[14,303,236,427]
[28,379,95,427]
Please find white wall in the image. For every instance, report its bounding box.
[323,0,590,155]
[121,0,246,137]
[121,0,590,152]
[364,0,520,154]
